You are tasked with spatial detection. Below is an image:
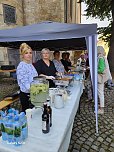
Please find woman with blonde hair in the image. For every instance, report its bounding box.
[16,43,38,113]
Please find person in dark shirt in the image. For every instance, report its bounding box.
[65,52,72,67]
[34,48,57,88]
[61,52,69,72]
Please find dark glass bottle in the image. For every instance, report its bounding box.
[42,103,50,134]
[46,99,52,127]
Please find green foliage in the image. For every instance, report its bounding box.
[82,0,112,20]
[79,0,113,45]
[98,22,112,46]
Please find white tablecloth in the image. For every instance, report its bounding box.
[0,81,83,152]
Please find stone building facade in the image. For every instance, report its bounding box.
[23,0,81,25]
[0,0,81,67]
[0,0,23,66]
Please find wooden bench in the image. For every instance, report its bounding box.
[0,96,19,110]
[0,69,16,73]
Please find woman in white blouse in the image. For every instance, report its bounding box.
[16,43,38,113]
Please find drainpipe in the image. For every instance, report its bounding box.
[64,0,67,23]
[22,0,25,25]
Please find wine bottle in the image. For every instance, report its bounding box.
[42,103,50,134]
[46,99,52,127]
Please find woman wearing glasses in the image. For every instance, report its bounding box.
[34,48,57,88]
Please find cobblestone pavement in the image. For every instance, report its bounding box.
[68,87,114,152]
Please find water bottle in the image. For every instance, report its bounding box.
[5,115,14,144]
[19,112,28,141]
[14,110,19,115]
[8,108,19,117]
[13,115,22,146]
[1,113,7,141]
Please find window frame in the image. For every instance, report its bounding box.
[3,4,16,24]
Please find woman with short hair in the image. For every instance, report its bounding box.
[34,48,57,88]
[52,50,65,74]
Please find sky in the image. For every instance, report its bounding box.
[81,3,109,27]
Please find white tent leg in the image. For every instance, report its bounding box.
[86,35,98,134]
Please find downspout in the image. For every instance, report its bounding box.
[64,0,67,23]
[22,0,25,25]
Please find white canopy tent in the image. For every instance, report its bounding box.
[0,21,98,133]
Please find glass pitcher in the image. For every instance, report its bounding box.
[30,76,49,107]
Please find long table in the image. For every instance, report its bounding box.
[0,81,83,152]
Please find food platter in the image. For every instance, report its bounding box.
[53,76,73,87]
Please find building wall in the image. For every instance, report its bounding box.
[66,0,81,23]
[0,0,23,66]
[23,0,65,25]
[0,0,23,29]
[23,0,81,25]
[0,0,81,67]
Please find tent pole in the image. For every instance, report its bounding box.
[86,35,98,134]
[92,34,98,134]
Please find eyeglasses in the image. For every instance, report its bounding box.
[42,52,49,54]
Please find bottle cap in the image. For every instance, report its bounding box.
[14,115,19,121]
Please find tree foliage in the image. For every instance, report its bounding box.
[79,0,113,45]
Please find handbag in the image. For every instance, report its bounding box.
[98,56,109,84]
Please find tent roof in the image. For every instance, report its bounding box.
[0,21,97,50]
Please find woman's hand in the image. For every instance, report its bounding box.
[46,76,55,80]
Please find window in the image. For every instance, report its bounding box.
[3,4,16,24]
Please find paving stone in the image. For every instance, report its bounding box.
[83,133,89,139]
[82,144,90,150]
[99,148,106,152]
[73,143,80,150]
[80,148,88,152]
[89,148,97,152]
[110,135,114,139]
[72,149,79,152]
[93,141,101,146]
[110,143,114,148]
[85,141,92,146]
[88,137,94,142]
[103,141,110,146]
[101,134,108,139]
[97,137,104,142]
[79,137,86,142]
[91,145,99,151]
[109,147,114,152]
[70,140,75,145]
[101,144,108,150]
[72,135,78,141]
[75,132,80,136]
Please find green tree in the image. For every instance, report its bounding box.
[80,0,114,71]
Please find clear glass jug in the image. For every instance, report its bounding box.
[30,76,49,107]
